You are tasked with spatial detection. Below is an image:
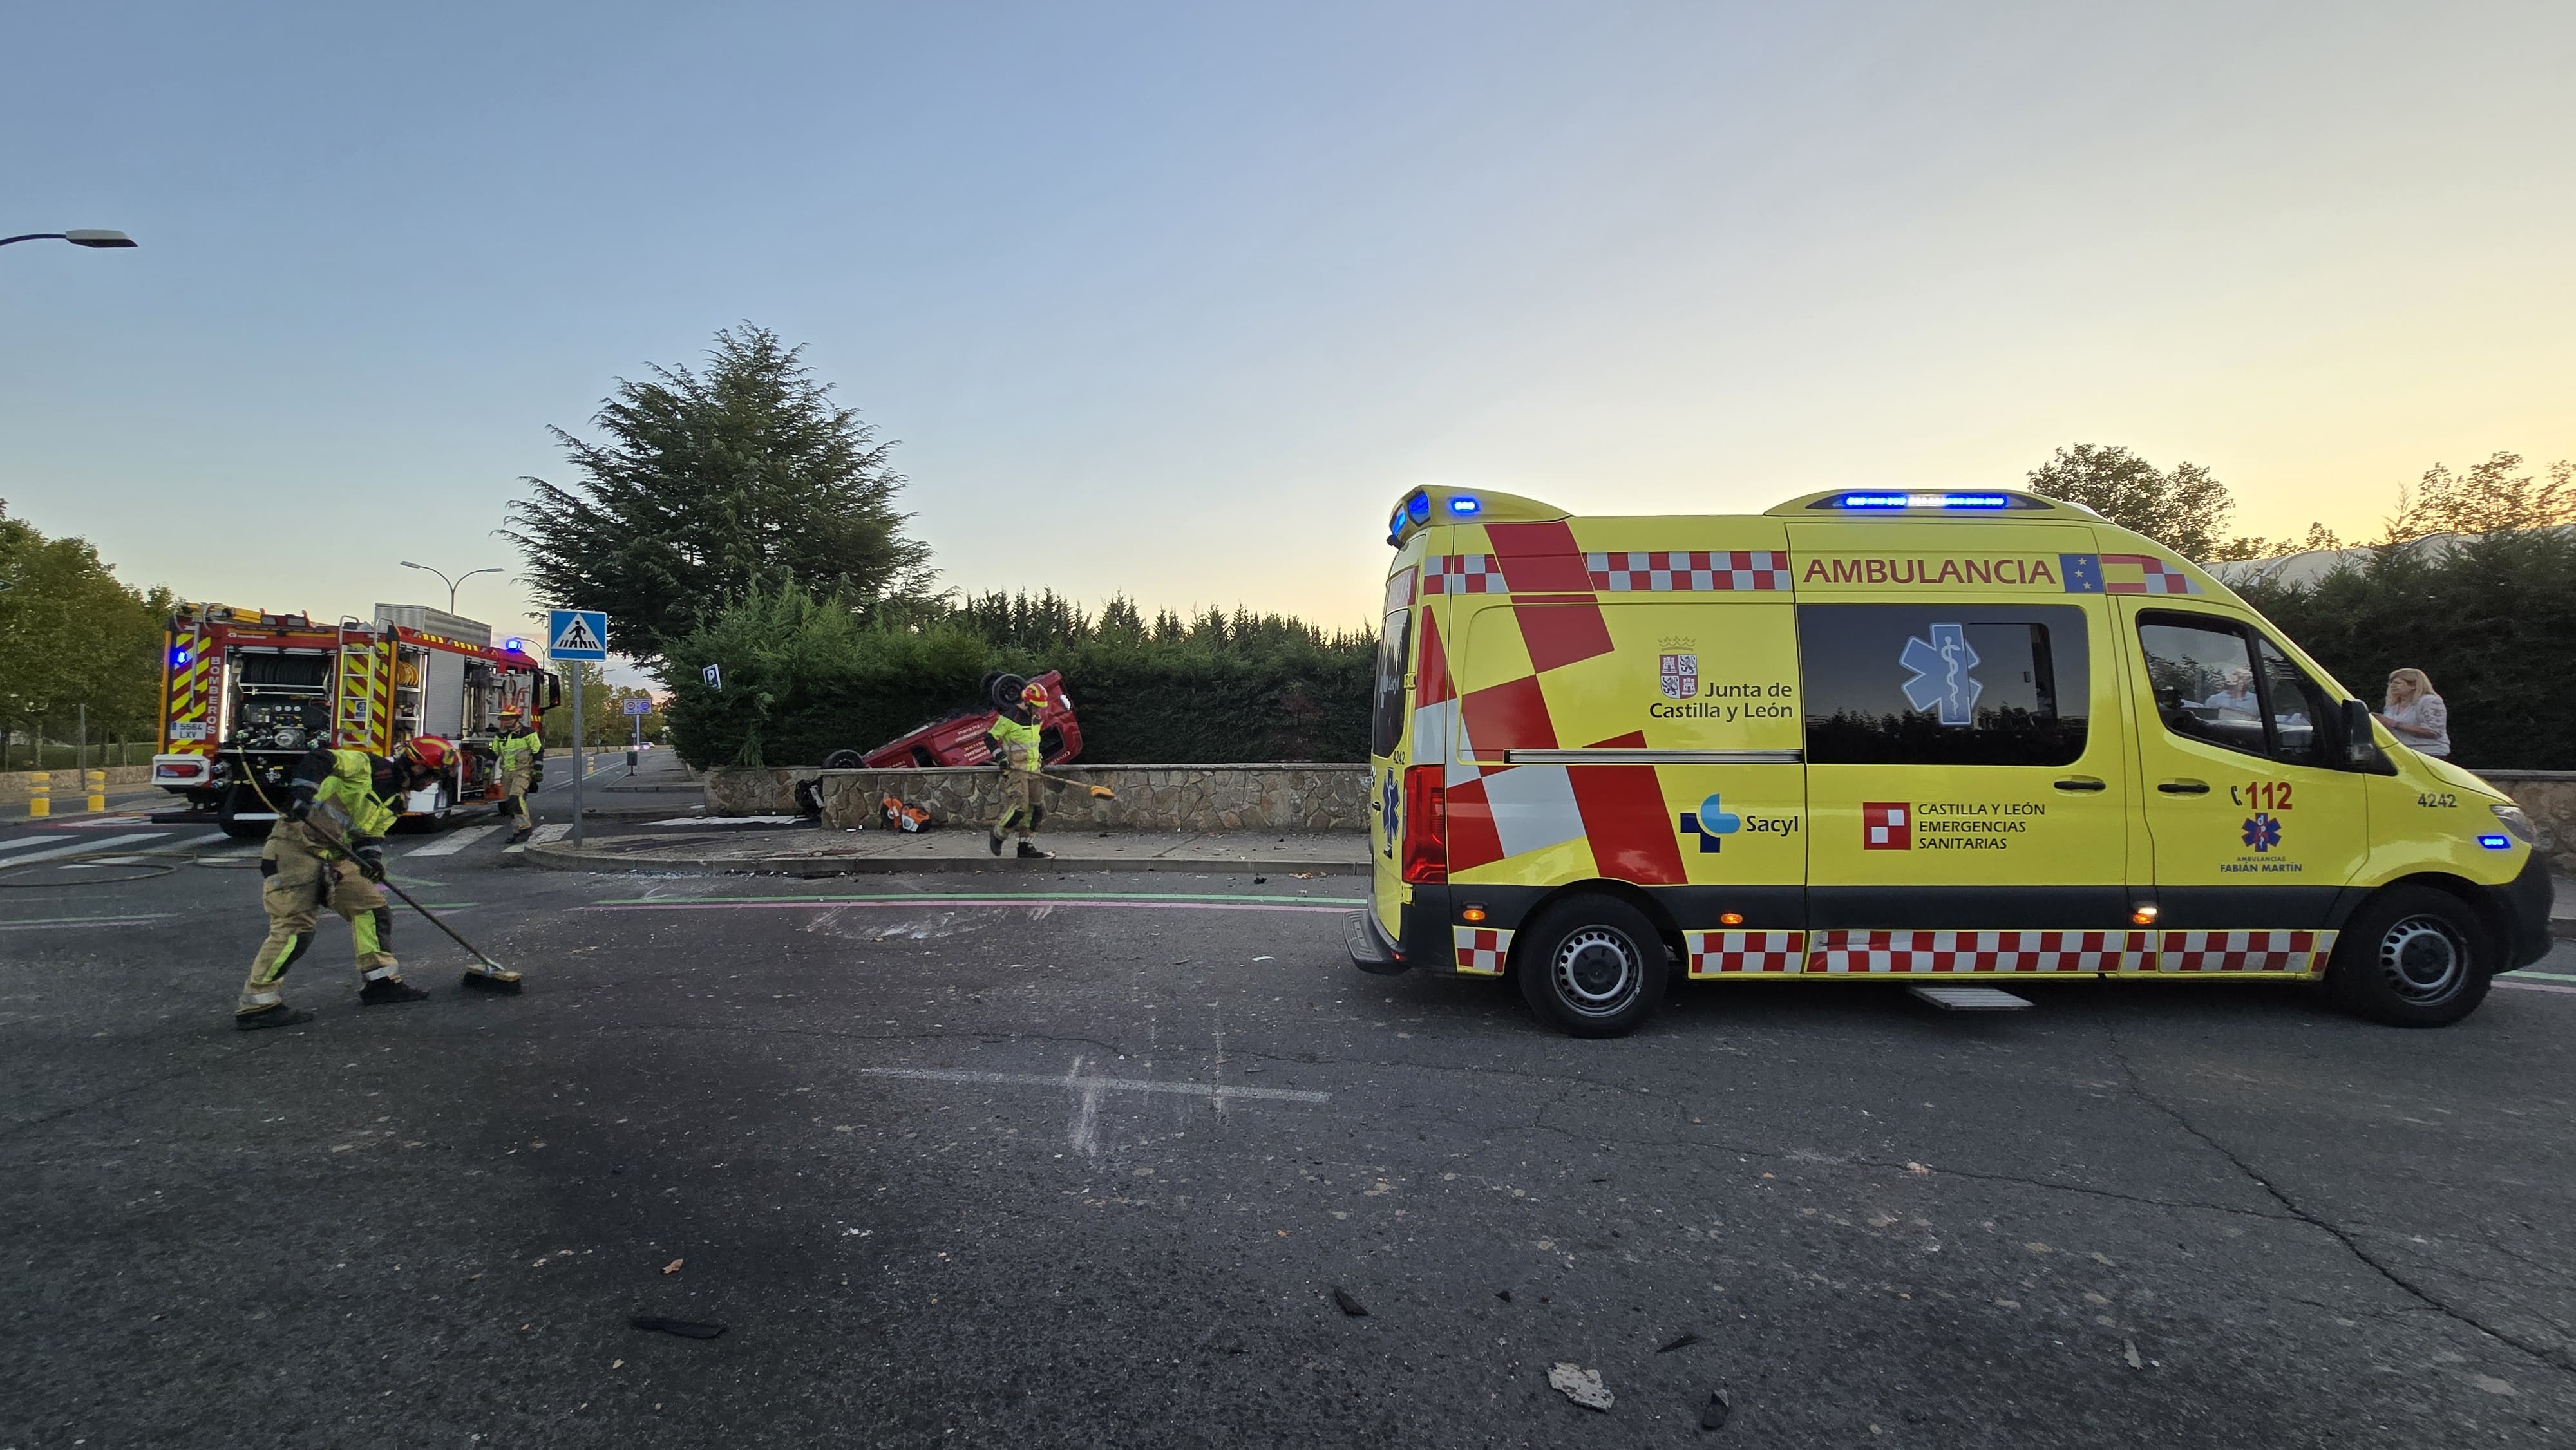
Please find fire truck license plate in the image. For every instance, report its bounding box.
[170,722,209,741]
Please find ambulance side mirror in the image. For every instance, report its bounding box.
[2340,699,2394,773]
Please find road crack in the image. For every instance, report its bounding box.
[2101,1015,2575,1377]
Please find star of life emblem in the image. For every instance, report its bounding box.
[1659,652,1698,701]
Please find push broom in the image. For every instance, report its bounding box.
[290,808,525,993]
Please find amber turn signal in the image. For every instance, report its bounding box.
[1461,905,1488,923]
[2130,904,2161,925]
[1718,911,1745,926]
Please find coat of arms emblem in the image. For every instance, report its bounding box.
[1659,652,1698,701]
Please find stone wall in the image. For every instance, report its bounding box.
[2481,771,2576,875]
[0,765,154,800]
[703,764,1370,833]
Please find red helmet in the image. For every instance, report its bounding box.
[1020,681,1051,707]
[402,737,452,772]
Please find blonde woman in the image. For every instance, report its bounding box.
[2374,668,2450,758]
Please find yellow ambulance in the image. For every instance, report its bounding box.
[1349,486,2552,1035]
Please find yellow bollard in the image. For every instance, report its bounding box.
[86,769,107,813]
[28,771,49,819]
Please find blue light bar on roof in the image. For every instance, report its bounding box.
[1833,491,2014,511]
[1448,495,1481,515]
[1405,493,1433,524]
[2477,834,2512,850]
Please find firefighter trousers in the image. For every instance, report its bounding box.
[992,771,1043,839]
[238,831,401,1014]
[500,766,533,829]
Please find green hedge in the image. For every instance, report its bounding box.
[2240,529,2576,769]
[661,584,1374,768]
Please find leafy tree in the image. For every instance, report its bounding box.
[503,325,934,664]
[0,501,174,757]
[2025,445,2242,560]
[2384,452,2575,541]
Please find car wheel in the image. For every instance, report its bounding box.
[822,749,863,770]
[1515,894,1669,1038]
[2326,884,2496,1027]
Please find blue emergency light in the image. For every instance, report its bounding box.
[1448,495,1481,516]
[501,636,528,654]
[1832,491,2014,511]
[2477,834,2512,850]
[1405,492,1433,524]
[169,646,191,667]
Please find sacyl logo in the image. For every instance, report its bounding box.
[1678,793,1741,853]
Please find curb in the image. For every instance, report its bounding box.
[522,842,1368,878]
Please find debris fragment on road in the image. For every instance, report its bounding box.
[630,1316,725,1339]
[2124,1339,2144,1370]
[1331,1286,1368,1317]
[1547,1362,1613,1411]
[1700,1386,1732,1430]
[1657,1332,1701,1353]
[661,1258,684,1274]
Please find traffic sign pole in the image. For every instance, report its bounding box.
[569,668,585,848]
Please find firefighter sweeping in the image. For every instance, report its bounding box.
[233,738,520,1030]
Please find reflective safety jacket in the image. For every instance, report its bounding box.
[986,714,1042,773]
[494,727,544,772]
[289,746,404,844]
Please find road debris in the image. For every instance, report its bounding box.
[661,1259,685,1274]
[1904,1162,1929,1175]
[1331,1286,1369,1317]
[631,1316,725,1339]
[2123,1339,2144,1370]
[1657,1332,1701,1353]
[1548,1362,1613,1411]
[1495,1290,1512,1303]
[1700,1387,1732,1431]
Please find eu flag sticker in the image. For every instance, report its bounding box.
[2060,554,2105,592]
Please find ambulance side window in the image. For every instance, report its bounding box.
[1371,609,1411,757]
[1798,605,2090,767]
[2137,612,2332,765]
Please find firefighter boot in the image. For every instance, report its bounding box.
[235,1003,316,1030]
[359,977,431,1006]
[988,827,1005,856]
[1016,840,1052,860]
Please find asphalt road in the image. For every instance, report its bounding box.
[3,795,2573,1448]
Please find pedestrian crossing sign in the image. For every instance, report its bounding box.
[547,609,609,661]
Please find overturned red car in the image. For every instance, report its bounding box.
[823,670,1083,770]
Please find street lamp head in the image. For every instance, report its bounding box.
[399,561,427,570]
[63,230,136,249]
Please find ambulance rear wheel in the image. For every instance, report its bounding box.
[1517,895,1667,1037]
[2326,885,2495,1028]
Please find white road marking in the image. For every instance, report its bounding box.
[0,913,178,930]
[504,823,571,855]
[0,836,73,856]
[408,824,504,858]
[2494,978,2576,997]
[0,833,169,867]
[860,1065,1329,1104]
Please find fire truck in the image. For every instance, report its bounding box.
[149,602,561,838]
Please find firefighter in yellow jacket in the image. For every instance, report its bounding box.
[232,737,451,1030]
[985,681,1053,860]
[492,708,544,843]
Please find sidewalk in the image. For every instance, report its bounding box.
[525,821,1370,877]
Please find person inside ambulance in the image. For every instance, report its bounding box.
[2199,666,2260,720]
[492,708,545,843]
[231,737,450,1030]
[985,681,1053,860]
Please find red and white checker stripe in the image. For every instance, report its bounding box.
[1453,926,1513,975]
[1423,554,1508,594]
[2152,930,2327,974]
[2101,553,2201,596]
[1685,930,1805,976]
[1804,930,2151,975]
[1585,551,1791,593]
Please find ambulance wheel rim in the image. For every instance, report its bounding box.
[2377,915,2465,1002]
[1551,927,1641,1015]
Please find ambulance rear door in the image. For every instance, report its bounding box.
[1370,538,1432,943]
[1790,522,2135,970]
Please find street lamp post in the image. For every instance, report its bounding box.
[0,231,137,250]
[399,562,504,614]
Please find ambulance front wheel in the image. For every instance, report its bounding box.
[2326,885,2496,1028]
[1516,894,1669,1038]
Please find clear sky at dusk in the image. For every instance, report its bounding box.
[4,2,2570,663]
